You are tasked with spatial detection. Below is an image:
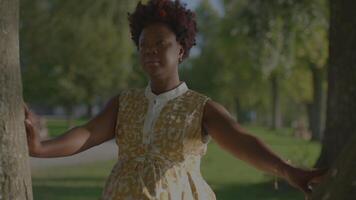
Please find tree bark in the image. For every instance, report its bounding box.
[270,73,282,129]
[311,1,356,199]
[315,0,356,169]
[312,133,356,200]
[0,0,33,199]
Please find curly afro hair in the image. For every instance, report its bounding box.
[128,0,198,61]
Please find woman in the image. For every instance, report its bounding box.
[25,0,327,199]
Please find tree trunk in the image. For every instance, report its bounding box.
[65,105,75,129]
[270,73,282,130]
[308,65,325,141]
[234,97,241,122]
[0,0,33,199]
[86,102,93,118]
[315,0,356,168]
[312,133,356,200]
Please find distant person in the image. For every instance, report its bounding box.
[25,0,327,199]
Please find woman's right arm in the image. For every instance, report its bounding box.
[25,94,120,158]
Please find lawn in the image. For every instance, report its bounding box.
[32,119,321,200]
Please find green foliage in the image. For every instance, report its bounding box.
[182,0,328,126]
[20,0,138,111]
[21,0,329,127]
[182,1,267,120]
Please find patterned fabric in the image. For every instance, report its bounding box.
[100,83,216,200]
[142,81,189,145]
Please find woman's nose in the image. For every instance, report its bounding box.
[143,46,158,55]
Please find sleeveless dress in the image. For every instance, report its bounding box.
[100,82,216,200]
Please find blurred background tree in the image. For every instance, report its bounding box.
[181,0,328,135]
[21,0,137,126]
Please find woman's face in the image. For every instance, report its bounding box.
[138,22,184,79]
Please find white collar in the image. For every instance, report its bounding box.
[145,81,188,102]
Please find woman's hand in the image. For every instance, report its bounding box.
[284,165,329,199]
[24,102,43,156]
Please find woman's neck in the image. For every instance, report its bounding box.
[150,76,181,95]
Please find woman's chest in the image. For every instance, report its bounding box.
[116,96,201,154]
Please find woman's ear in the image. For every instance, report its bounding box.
[179,46,184,61]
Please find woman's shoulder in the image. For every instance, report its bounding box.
[185,89,211,102]
[181,89,211,109]
[118,87,145,98]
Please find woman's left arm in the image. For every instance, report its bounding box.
[202,100,328,194]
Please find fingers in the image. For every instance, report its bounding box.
[24,102,34,121]
[300,183,313,196]
[300,168,329,199]
[24,102,30,118]
[309,168,329,184]
[25,119,34,135]
[23,103,41,129]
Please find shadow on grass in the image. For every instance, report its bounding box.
[33,177,304,200]
[33,177,106,200]
[213,181,304,200]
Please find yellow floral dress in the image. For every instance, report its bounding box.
[100,82,216,200]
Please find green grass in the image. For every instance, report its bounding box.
[32,160,115,200]
[46,118,88,137]
[33,121,321,200]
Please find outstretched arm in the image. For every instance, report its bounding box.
[202,100,327,194]
[25,94,119,158]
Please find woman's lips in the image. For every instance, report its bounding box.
[145,60,160,65]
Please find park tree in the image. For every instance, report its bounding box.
[0,0,33,199]
[310,0,356,199]
[20,0,137,121]
[220,0,308,129]
[219,0,329,133]
[314,0,356,168]
[215,0,270,123]
[295,0,328,141]
[183,1,225,99]
[184,1,266,123]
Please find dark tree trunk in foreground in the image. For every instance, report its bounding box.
[0,0,33,199]
[315,0,356,168]
[312,134,356,200]
[312,0,356,199]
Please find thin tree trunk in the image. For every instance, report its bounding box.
[234,97,241,122]
[270,73,282,130]
[0,0,33,199]
[86,102,93,118]
[315,0,356,168]
[308,65,324,141]
[65,105,75,129]
[85,86,94,118]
